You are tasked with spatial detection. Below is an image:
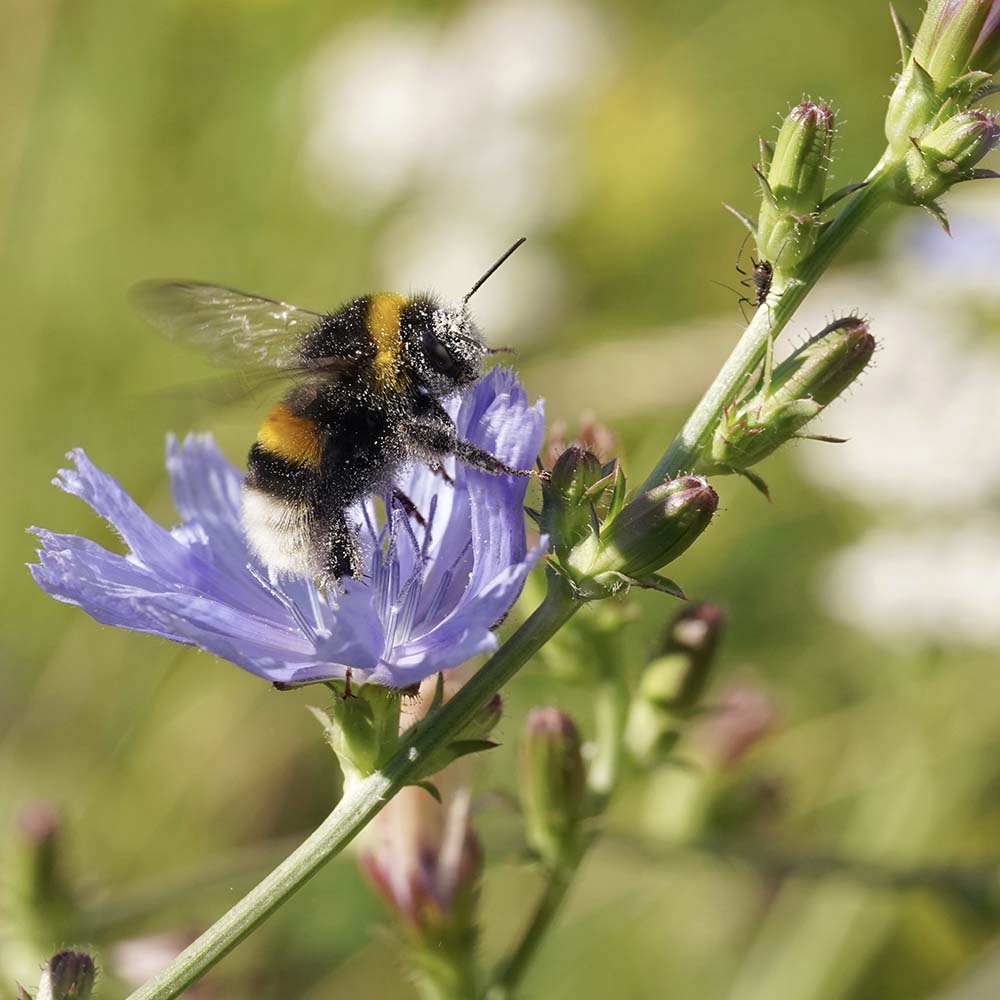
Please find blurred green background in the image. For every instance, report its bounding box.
[4,0,1000,997]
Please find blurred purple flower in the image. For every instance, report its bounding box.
[30,368,546,689]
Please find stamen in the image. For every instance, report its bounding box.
[305,582,331,638]
[391,564,425,645]
[421,494,440,562]
[246,564,319,644]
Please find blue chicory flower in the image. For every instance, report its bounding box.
[30,368,546,689]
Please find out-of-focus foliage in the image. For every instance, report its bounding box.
[3,1,1000,997]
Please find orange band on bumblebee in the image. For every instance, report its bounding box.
[256,403,325,468]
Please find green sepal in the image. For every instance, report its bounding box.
[944,69,994,104]
[723,203,758,236]
[602,571,687,600]
[889,4,913,61]
[818,180,867,212]
[757,136,774,173]
[923,199,952,234]
[606,465,628,523]
[753,164,778,210]
[415,781,442,803]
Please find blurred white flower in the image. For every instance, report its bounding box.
[822,519,1000,647]
[788,186,1000,648]
[302,0,613,338]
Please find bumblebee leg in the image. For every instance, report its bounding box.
[451,438,536,477]
[321,509,360,582]
[391,489,427,527]
[407,419,536,478]
[428,461,455,485]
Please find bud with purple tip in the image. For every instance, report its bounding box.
[626,603,726,765]
[701,317,875,492]
[519,708,587,870]
[756,102,837,269]
[36,951,96,1000]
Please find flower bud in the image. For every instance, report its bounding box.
[757,102,836,268]
[897,108,1000,204]
[359,788,481,994]
[706,317,875,475]
[625,604,725,766]
[520,708,586,870]
[7,803,77,944]
[972,4,1000,71]
[912,0,998,88]
[886,1,1000,154]
[541,447,609,563]
[569,477,717,595]
[37,951,95,1000]
[321,684,401,791]
[691,681,777,770]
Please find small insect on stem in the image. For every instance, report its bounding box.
[734,232,774,323]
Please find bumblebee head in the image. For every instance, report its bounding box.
[404,238,525,396]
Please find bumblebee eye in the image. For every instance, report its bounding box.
[421,329,457,375]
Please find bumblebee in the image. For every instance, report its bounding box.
[135,239,534,585]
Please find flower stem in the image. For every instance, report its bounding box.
[640,157,898,492]
[125,574,580,1000]
[485,864,576,1000]
[487,676,628,998]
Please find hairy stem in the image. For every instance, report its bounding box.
[641,157,897,492]
[126,575,579,1000]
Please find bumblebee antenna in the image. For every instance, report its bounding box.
[463,237,526,305]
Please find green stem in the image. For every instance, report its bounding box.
[640,156,898,492]
[487,675,629,997]
[126,575,580,1000]
[587,676,629,806]
[486,865,576,1000]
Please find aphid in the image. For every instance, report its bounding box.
[741,256,773,311]
[734,232,774,320]
[134,239,536,586]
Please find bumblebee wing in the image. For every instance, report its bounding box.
[132,280,324,370]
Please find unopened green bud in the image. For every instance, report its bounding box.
[541,447,609,563]
[323,684,401,791]
[897,108,1000,203]
[757,102,836,268]
[568,477,717,596]
[520,708,586,870]
[973,6,1000,72]
[625,604,725,765]
[887,1,1000,153]
[8,803,78,946]
[706,317,875,474]
[913,0,997,90]
[36,951,95,1000]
